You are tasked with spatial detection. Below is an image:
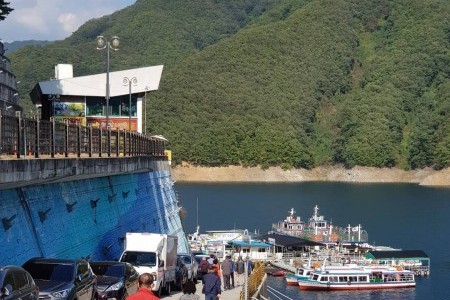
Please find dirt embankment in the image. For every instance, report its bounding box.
[171,164,450,186]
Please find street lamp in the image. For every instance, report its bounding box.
[123,77,137,131]
[96,35,120,129]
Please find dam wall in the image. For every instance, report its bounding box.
[0,156,188,265]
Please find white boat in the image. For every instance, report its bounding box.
[297,266,415,290]
[272,206,368,243]
[285,267,313,285]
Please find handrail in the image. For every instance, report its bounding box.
[0,111,166,159]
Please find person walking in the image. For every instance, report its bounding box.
[220,255,232,290]
[212,258,222,278]
[180,280,200,300]
[202,265,221,300]
[126,273,159,300]
[246,256,253,276]
[235,256,245,286]
[229,256,235,288]
[198,256,209,284]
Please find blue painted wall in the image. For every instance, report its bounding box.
[0,166,188,265]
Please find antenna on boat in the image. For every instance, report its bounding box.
[196,197,199,229]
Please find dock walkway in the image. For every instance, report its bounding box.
[163,282,243,300]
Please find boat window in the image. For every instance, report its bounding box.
[320,276,328,282]
[331,276,338,282]
[358,276,367,282]
[349,276,357,282]
[339,276,348,282]
[312,274,319,280]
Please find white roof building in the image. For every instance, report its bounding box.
[30,64,164,133]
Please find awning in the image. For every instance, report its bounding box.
[228,241,272,248]
[365,250,429,260]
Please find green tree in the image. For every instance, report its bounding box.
[0,1,13,21]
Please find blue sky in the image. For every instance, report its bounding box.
[0,0,136,42]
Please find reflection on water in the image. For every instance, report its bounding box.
[264,276,416,300]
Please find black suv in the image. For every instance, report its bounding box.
[90,261,138,300]
[0,265,39,300]
[23,258,97,300]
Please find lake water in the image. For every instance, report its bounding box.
[174,182,450,300]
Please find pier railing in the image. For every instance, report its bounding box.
[0,112,166,159]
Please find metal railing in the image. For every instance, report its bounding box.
[0,111,166,159]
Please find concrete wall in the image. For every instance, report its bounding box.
[0,156,169,188]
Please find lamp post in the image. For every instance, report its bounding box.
[96,36,120,129]
[123,77,137,131]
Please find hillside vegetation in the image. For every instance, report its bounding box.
[8,0,450,170]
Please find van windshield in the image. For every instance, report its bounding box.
[121,251,157,267]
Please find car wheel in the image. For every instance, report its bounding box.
[121,290,128,300]
[165,282,171,295]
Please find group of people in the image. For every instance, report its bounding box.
[198,254,253,299]
[125,254,253,300]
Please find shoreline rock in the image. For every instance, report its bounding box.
[171,165,450,187]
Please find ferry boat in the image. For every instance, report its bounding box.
[297,266,416,290]
[272,206,368,243]
[285,267,313,285]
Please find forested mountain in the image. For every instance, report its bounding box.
[8,0,450,170]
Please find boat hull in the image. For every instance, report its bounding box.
[298,281,416,291]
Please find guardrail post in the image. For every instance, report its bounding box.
[16,111,22,158]
[107,127,111,157]
[64,120,69,157]
[51,118,55,158]
[99,127,103,157]
[77,122,81,158]
[128,131,132,156]
[0,110,3,156]
[88,125,93,158]
[116,129,119,157]
[35,115,40,158]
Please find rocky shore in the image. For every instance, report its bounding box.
[171,164,450,186]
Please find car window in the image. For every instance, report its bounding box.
[181,256,192,264]
[24,263,75,282]
[121,251,156,267]
[2,273,15,291]
[12,272,29,290]
[77,262,90,279]
[52,265,75,281]
[91,264,124,277]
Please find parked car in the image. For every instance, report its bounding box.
[173,256,188,291]
[0,265,39,300]
[177,254,198,283]
[22,258,97,300]
[90,261,139,300]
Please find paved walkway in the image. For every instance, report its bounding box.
[163,282,243,300]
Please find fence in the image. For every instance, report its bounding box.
[0,112,166,159]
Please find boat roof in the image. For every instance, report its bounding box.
[260,233,323,247]
[365,250,429,260]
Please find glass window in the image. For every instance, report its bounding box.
[2,273,14,290]
[121,251,157,267]
[86,97,104,116]
[12,272,28,290]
